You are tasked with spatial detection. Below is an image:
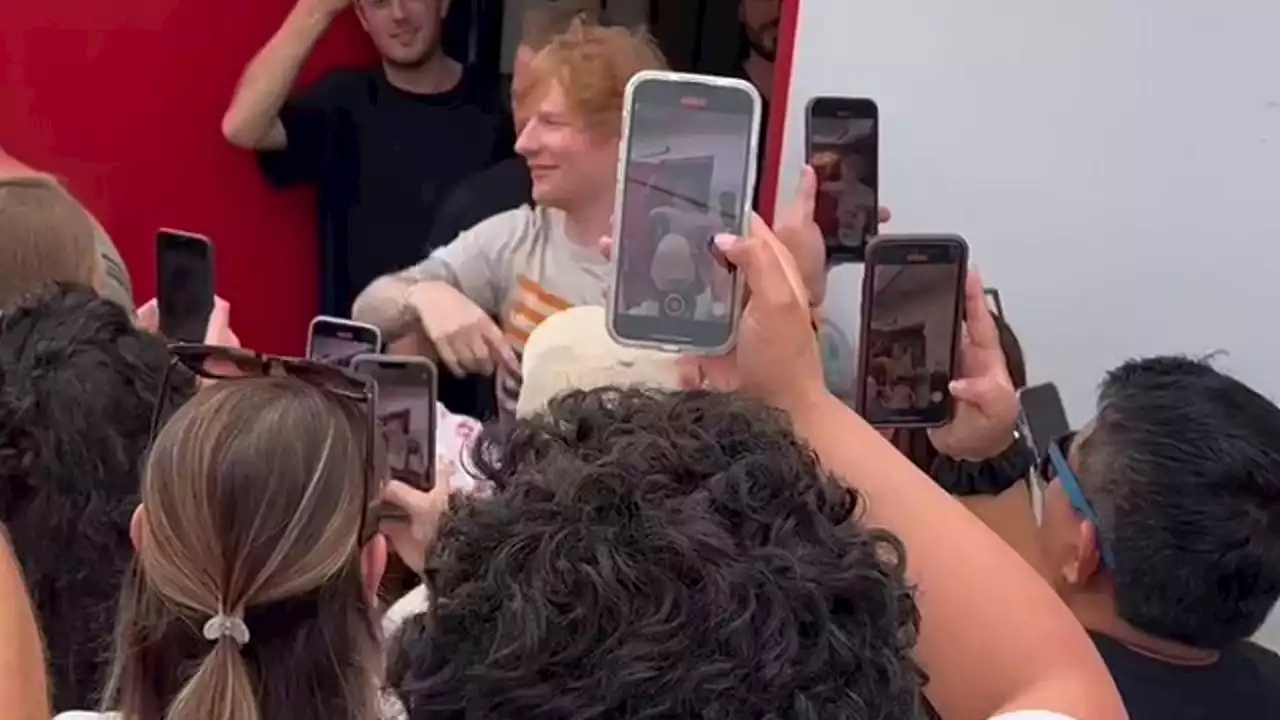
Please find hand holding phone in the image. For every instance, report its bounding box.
[856,235,967,428]
[608,71,762,354]
[155,229,214,343]
[351,354,438,491]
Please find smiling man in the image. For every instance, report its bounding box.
[221,0,513,317]
[353,20,666,417]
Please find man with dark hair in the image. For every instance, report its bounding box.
[1035,355,1280,717]
[392,387,925,718]
[0,285,195,712]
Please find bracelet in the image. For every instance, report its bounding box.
[930,435,1035,497]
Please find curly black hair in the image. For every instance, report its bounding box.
[392,387,923,719]
[0,283,195,711]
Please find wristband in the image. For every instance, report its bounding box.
[930,434,1035,497]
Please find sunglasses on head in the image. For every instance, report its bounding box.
[149,343,381,543]
[1038,431,1115,569]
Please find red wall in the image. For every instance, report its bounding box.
[0,2,375,353]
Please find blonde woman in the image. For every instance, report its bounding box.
[58,352,447,720]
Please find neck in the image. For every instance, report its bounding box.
[744,54,774,100]
[382,53,462,95]
[561,194,614,248]
[1070,590,1222,665]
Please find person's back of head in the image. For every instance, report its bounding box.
[0,284,191,711]
[1043,355,1280,648]
[0,176,102,310]
[393,387,923,718]
[106,378,385,720]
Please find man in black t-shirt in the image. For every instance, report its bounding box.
[1033,356,1280,719]
[221,0,512,317]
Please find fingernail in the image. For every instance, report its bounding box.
[714,234,738,251]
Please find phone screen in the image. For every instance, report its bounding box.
[156,230,214,343]
[859,239,967,427]
[308,318,381,367]
[807,97,878,261]
[354,356,438,491]
[1018,383,1070,458]
[611,76,759,350]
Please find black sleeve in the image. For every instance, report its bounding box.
[426,174,482,252]
[256,71,355,188]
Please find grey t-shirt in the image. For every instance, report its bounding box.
[403,205,610,413]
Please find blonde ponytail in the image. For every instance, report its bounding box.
[164,639,258,720]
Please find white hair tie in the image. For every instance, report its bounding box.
[202,612,250,647]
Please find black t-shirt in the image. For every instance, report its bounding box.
[423,155,532,420]
[1091,631,1280,719]
[426,155,532,252]
[258,67,514,315]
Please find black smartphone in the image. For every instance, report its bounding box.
[156,229,215,343]
[984,287,1006,320]
[1018,382,1071,458]
[306,316,382,367]
[805,96,879,262]
[351,354,438,491]
[856,234,968,428]
[608,71,762,354]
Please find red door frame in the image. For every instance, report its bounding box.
[758,0,801,223]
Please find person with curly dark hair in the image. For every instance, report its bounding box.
[393,387,925,719]
[393,213,1124,719]
[0,284,195,712]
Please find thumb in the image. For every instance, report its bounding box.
[714,224,797,313]
[203,297,231,345]
[948,374,1008,407]
[793,165,818,218]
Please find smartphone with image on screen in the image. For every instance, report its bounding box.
[855,234,968,428]
[1018,382,1070,459]
[607,70,762,354]
[307,316,382,367]
[351,354,438,491]
[156,229,215,343]
[805,96,879,262]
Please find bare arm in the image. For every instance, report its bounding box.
[791,395,1124,720]
[960,482,1056,581]
[0,530,50,719]
[220,0,344,149]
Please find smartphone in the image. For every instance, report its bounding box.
[984,287,1006,320]
[155,229,214,343]
[307,316,382,367]
[856,234,968,428]
[805,96,879,262]
[608,70,762,354]
[1018,382,1071,458]
[351,354,438,491]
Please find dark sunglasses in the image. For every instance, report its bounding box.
[1037,431,1115,568]
[149,344,380,543]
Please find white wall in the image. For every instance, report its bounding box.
[632,128,751,203]
[783,0,1280,649]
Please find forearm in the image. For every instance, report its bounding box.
[0,531,50,719]
[790,393,1124,720]
[352,273,422,339]
[221,2,334,148]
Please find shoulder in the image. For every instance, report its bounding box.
[461,205,543,247]
[1238,640,1280,677]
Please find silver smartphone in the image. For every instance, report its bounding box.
[306,316,382,367]
[607,70,762,354]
